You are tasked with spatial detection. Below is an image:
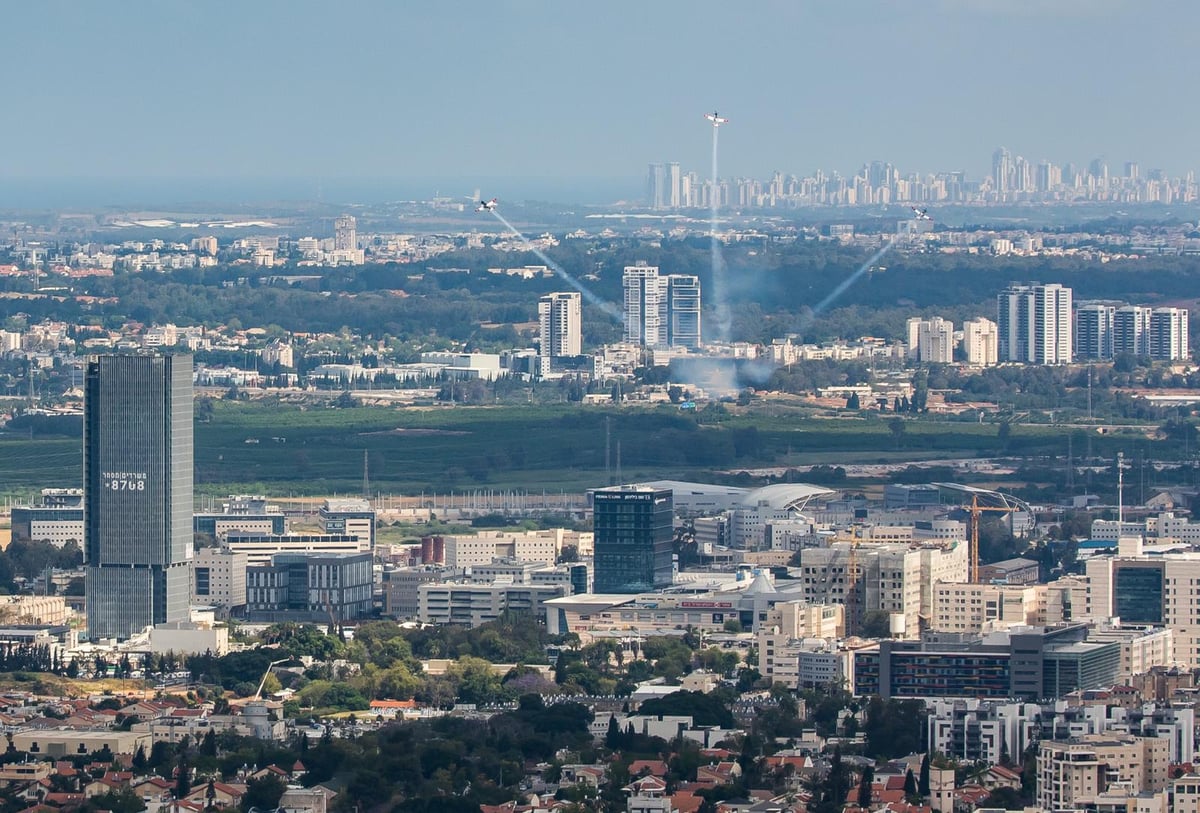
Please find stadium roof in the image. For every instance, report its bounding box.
[931,483,1032,514]
[634,480,749,498]
[738,483,836,511]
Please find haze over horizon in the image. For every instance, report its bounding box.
[4,1,1199,206]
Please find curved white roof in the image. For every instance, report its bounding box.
[738,483,835,511]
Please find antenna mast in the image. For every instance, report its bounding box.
[362,450,370,500]
[1117,452,1126,527]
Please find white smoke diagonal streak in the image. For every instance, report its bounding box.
[812,237,899,316]
[490,209,622,321]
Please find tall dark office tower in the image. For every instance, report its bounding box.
[592,486,673,593]
[84,355,193,640]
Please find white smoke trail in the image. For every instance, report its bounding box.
[709,124,731,342]
[489,208,622,321]
[812,237,899,316]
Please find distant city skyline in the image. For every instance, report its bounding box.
[646,145,1200,210]
[4,1,1200,208]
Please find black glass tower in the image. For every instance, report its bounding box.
[84,354,193,640]
[592,487,673,593]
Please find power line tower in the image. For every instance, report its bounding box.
[605,416,612,485]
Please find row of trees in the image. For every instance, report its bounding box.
[7,235,1199,348]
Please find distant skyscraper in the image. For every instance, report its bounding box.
[1113,305,1152,357]
[997,283,1072,365]
[1074,304,1115,360]
[85,355,193,640]
[1149,307,1189,361]
[667,162,682,209]
[1013,155,1033,194]
[592,486,673,594]
[334,214,357,251]
[1089,158,1109,192]
[647,163,667,210]
[962,318,999,367]
[992,147,1013,196]
[538,292,582,373]
[622,264,701,348]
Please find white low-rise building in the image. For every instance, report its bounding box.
[442,528,589,568]
[757,601,844,688]
[928,697,1194,766]
[190,547,247,612]
[419,581,566,627]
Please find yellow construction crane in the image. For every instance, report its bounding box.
[933,484,1029,582]
[847,529,861,629]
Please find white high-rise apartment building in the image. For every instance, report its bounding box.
[1149,307,1189,361]
[1113,305,1152,357]
[623,264,664,346]
[997,283,1072,364]
[622,264,702,348]
[906,318,921,359]
[1075,303,1115,360]
[538,292,582,370]
[906,317,955,364]
[962,318,998,366]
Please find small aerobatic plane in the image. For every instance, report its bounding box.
[910,205,932,221]
[704,110,729,127]
[476,198,498,212]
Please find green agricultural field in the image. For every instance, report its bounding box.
[0,438,81,494]
[0,400,1165,497]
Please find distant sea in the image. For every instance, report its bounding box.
[0,176,644,210]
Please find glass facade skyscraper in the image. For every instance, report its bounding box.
[1113,562,1165,624]
[592,487,673,594]
[84,354,193,640]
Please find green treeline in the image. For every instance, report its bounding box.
[4,239,1200,346]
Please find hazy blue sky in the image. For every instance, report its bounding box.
[3,1,1198,202]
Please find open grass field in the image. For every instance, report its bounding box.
[0,674,152,698]
[0,400,1163,497]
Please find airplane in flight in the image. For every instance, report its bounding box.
[704,111,729,127]
[475,198,498,212]
[910,205,932,221]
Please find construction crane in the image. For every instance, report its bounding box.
[846,528,862,632]
[810,531,862,631]
[932,484,1030,583]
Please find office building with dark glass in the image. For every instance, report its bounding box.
[85,355,193,640]
[1112,561,1165,624]
[592,486,673,593]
